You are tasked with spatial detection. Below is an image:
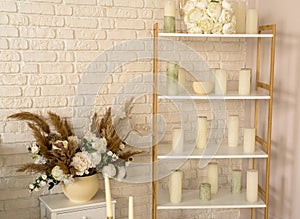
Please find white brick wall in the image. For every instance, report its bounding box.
[0,0,248,218]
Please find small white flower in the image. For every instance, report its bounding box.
[31,143,39,154]
[41,174,47,180]
[119,143,125,150]
[40,181,46,187]
[29,184,34,189]
[51,166,64,181]
[102,164,117,177]
[34,187,40,192]
[112,154,119,162]
[36,179,40,184]
[107,151,113,156]
[33,155,47,164]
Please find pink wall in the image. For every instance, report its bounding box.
[258,0,300,218]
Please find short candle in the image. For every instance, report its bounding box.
[246,169,258,202]
[199,183,211,201]
[243,128,256,153]
[214,69,227,95]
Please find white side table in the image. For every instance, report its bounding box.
[39,191,116,219]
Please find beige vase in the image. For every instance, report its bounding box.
[62,174,100,202]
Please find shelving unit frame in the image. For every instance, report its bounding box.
[151,23,276,219]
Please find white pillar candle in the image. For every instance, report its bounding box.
[214,69,227,95]
[246,169,258,202]
[196,116,207,149]
[239,68,251,95]
[128,196,134,219]
[231,1,246,33]
[208,162,218,194]
[164,0,176,17]
[172,128,184,153]
[168,170,183,203]
[104,176,113,218]
[167,62,178,95]
[246,9,258,34]
[228,115,239,147]
[243,128,256,153]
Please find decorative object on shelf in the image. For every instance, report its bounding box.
[207,162,218,194]
[7,101,143,195]
[246,9,258,34]
[61,173,99,202]
[104,176,113,218]
[231,169,242,194]
[230,0,246,33]
[172,128,184,153]
[228,115,239,147]
[199,183,211,201]
[192,81,214,95]
[164,0,176,33]
[169,170,183,203]
[214,69,227,95]
[178,67,186,90]
[243,128,256,153]
[239,68,252,95]
[183,0,236,34]
[178,0,187,33]
[196,116,207,149]
[246,169,258,202]
[128,196,134,219]
[167,62,179,95]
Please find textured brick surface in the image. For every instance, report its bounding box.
[0,0,247,218]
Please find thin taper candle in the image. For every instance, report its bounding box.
[104,176,113,218]
[128,196,134,219]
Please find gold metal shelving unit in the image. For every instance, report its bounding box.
[152,23,276,219]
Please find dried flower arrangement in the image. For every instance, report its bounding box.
[8,103,144,192]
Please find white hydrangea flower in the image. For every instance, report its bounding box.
[102,164,117,177]
[51,166,64,181]
[70,151,92,176]
[198,15,214,33]
[212,22,223,34]
[195,0,208,10]
[222,23,236,34]
[219,9,233,24]
[92,137,107,153]
[90,152,102,167]
[222,0,233,12]
[206,1,222,21]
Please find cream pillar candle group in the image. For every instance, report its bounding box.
[246,9,258,34]
[128,196,134,219]
[104,176,113,218]
[246,169,258,202]
[243,128,256,153]
[231,1,246,33]
[196,116,207,149]
[239,68,251,95]
[228,115,239,147]
[172,128,184,153]
[164,0,176,33]
[214,69,227,95]
[208,162,218,194]
[169,170,183,203]
[167,62,178,95]
[231,169,242,194]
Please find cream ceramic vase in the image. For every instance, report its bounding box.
[62,174,100,202]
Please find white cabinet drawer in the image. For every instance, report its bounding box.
[57,207,105,219]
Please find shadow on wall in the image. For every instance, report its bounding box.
[269,33,300,219]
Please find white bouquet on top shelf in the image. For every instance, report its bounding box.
[183,0,236,34]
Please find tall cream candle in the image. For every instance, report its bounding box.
[172,128,184,153]
[239,68,251,95]
[214,69,227,95]
[128,196,134,219]
[169,170,183,203]
[246,169,258,202]
[196,116,207,149]
[231,1,246,33]
[164,0,176,33]
[104,176,113,218]
[243,128,256,153]
[228,115,239,147]
[246,9,258,34]
[208,162,218,194]
[164,0,176,17]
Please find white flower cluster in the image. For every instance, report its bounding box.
[184,0,236,34]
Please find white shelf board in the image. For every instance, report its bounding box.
[158,144,267,159]
[158,91,270,100]
[158,188,266,210]
[158,33,273,38]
